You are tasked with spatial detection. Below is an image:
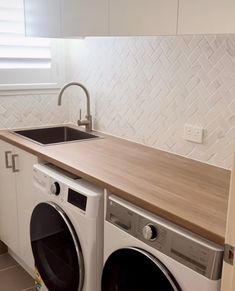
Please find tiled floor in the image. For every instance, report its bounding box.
[0,253,35,291]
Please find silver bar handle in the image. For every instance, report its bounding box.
[12,154,19,173]
[5,151,12,169]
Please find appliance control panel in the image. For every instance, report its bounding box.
[33,165,66,202]
[106,195,224,281]
[33,163,103,218]
[33,164,87,209]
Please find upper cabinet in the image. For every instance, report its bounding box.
[109,0,178,36]
[24,0,178,37]
[24,0,109,37]
[24,0,235,37]
[178,0,235,34]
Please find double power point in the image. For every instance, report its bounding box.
[184,124,204,144]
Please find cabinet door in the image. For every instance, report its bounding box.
[24,0,61,38]
[109,0,178,36]
[60,0,108,37]
[178,0,235,34]
[0,140,19,254]
[24,0,108,37]
[15,147,38,270]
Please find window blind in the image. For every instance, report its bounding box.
[0,0,51,69]
[0,0,63,91]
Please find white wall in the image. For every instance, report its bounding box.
[67,35,235,169]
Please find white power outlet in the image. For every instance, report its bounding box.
[184,124,204,144]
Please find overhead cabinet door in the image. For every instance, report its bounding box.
[109,0,178,36]
[178,0,235,34]
[24,0,109,37]
[60,0,108,37]
[24,0,61,38]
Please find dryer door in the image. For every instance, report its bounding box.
[30,202,84,291]
[102,247,182,291]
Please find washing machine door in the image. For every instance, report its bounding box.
[102,247,182,291]
[30,202,84,291]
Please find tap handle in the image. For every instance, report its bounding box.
[79,109,82,120]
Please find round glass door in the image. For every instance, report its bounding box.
[102,247,181,291]
[30,202,84,291]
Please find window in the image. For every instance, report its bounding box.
[0,0,64,92]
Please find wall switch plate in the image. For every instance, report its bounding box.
[184,124,204,144]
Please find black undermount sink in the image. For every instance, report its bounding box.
[13,126,99,145]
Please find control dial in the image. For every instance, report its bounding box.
[142,224,158,241]
[50,182,60,196]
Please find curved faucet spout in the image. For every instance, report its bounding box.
[57,82,92,132]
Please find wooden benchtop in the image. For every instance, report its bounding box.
[0,127,231,245]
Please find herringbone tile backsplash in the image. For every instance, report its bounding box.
[1,35,235,169]
[0,94,70,129]
[67,35,235,169]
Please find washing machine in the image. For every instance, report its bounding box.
[30,163,104,291]
[102,194,224,291]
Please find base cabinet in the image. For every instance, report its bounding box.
[0,140,38,270]
[16,147,38,270]
[0,141,18,254]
